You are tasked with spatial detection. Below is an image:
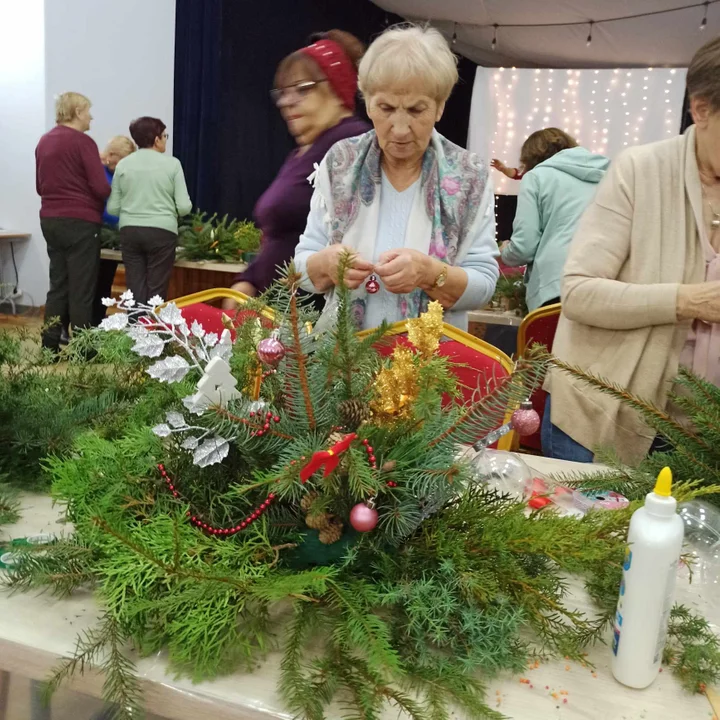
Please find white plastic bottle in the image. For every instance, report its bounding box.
[611,467,685,689]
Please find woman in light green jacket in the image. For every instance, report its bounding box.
[501,128,609,312]
[108,116,192,305]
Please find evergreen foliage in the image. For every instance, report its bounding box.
[178,211,261,263]
[546,356,720,504]
[0,328,151,489]
[3,278,719,718]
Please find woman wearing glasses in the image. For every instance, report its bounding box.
[227,30,370,306]
[108,116,192,304]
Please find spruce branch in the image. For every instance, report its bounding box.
[285,271,317,430]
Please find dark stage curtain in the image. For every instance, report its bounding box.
[174,0,476,222]
[173,0,223,213]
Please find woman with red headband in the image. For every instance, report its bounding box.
[227,31,370,305]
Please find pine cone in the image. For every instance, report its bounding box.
[318,517,344,544]
[338,398,370,430]
[300,492,317,513]
[305,512,328,531]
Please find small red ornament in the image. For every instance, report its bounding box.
[511,401,541,437]
[349,501,379,532]
[365,275,380,294]
[257,335,286,367]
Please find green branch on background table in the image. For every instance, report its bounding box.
[491,272,527,316]
[178,210,261,264]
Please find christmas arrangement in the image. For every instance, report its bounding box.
[178,211,261,264]
[3,267,719,719]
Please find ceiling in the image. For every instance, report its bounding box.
[371,0,720,68]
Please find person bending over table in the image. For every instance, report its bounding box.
[543,36,720,464]
[500,128,608,312]
[294,24,498,331]
[108,117,192,304]
[225,30,370,310]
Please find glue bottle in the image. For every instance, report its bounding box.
[611,467,684,689]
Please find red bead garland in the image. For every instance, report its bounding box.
[362,438,377,471]
[157,464,276,537]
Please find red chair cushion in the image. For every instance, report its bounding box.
[519,311,561,451]
[376,335,510,446]
[179,303,272,340]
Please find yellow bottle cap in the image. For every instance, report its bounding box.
[653,467,673,497]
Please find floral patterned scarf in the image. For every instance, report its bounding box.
[311,129,488,328]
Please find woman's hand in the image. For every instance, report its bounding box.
[306,244,374,291]
[223,281,257,310]
[374,248,434,294]
[491,159,517,179]
[677,281,720,323]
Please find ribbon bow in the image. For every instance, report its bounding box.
[299,433,357,483]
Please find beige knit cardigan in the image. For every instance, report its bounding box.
[546,126,706,464]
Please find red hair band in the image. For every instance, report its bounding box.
[300,39,358,111]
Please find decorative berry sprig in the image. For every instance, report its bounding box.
[157,464,276,536]
[248,408,282,438]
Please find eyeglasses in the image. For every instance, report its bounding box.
[270,80,326,105]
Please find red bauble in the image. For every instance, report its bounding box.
[349,502,379,532]
[257,336,286,367]
[365,275,380,294]
[511,401,541,437]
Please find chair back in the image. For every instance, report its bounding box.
[171,291,517,450]
[363,322,516,450]
[515,303,561,451]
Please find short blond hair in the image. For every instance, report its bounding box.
[105,135,136,158]
[358,24,458,104]
[55,92,91,124]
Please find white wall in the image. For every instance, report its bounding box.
[470,66,688,196]
[0,0,47,306]
[0,0,176,309]
[44,0,176,156]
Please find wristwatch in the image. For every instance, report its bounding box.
[429,263,448,290]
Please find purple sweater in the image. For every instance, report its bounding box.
[235,116,370,291]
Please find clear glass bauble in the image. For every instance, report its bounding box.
[469,449,533,500]
[678,500,720,551]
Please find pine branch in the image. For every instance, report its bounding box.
[548,355,713,454]
[0,484,20,526]
[213,407,294,440]
[287,273,316,430]
[44,612,142,720]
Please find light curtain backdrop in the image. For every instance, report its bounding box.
[469,66,688,196]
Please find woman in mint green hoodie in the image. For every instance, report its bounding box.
[501,129,609,312]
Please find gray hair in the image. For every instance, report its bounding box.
[358,24,458,104]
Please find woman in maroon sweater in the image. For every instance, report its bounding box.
[35,92,110,352]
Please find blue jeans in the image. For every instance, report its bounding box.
[541,396,594,463]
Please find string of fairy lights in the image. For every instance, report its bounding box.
[488,66,686,197]
[450,0,718,49]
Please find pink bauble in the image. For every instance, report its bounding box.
[257,336,286,367]
[349,502,379,532]
[511,401,541,437]
[365,276,380,294]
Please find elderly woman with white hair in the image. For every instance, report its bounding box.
[294,25,498,330]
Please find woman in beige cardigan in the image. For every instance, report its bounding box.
[544,35,720,465]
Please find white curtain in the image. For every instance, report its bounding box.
[469,65,688,196]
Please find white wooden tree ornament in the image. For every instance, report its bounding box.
[190,356,240,408]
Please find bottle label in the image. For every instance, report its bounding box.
[623,547,632,571]
[653,559,678,664]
